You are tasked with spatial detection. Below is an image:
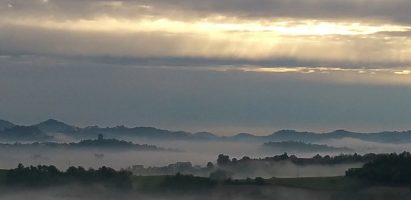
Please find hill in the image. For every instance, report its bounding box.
[34,119,79,133]
[263,141,352,153]
[0,126,52,141]
[0,120,14,131]
[0,134,171,151]
[3,119,411,143]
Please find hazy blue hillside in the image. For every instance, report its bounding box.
[263,141,352,153]
[0,135,170,151]
[0,120,14,131]
[0,126,52,141]
[3,119,411,144]
[34,119,79,133]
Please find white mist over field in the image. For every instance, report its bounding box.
[0,139,410,178]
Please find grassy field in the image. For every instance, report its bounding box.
[267,176,365,191]
[1,169,411,200]
[133,175,367,191]
[0,169,370,192]
[0,169,7,184]
[132,174,216,191]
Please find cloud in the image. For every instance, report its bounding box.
[1,21,411,68]
[1,0,411,69]
[3,0,411,24]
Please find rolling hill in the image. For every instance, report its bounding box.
[2,119,411,143]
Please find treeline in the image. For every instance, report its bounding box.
[134,173,217,191]
[217,153,378,166]
[346,152,411,185]
[6,164,132,188]
[263,141,352,153]
[207,153,373,179]
[128,162,212,177]
[0,137,164,151]
[3,165,267,190]
[127,153,379,178]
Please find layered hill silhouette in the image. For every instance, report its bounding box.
[34,119,80,133]
[0,119,15,131]
[0,125,52,141]
[263,141,353,153]
[0,134,170,151]
[1,119,411,143]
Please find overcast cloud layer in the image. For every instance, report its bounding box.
[1,0,411,67]
[3,0,411,23]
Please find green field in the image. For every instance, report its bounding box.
[0,168,364,191]
[0,168,393,193]
[132,174,217,191]
[130,175,367,191]
[0,169,7,185]
[2,168,411,200]
[267,176,365,191]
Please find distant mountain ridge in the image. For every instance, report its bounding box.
[263,141,353,153]
[0,126,52,141]
[35,119,79,133]
[0,119,15,131]
[2,118,411,143]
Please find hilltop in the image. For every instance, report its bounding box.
[2,119,411,143]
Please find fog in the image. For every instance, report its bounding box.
[0,141,270,171]
[0,139,355,168]
[0,148,212,169]
[0,140,273,170]
[0,184,334,200]
[2,139,411,200]
[222,161,363,179]
[322,138,411,154]
[1,138,410,178]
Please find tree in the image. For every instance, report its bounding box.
[209,169,231,181]
[346,152,411,184]
[206,162,215,170]
[217,154,231,166]
[254,177,265,185]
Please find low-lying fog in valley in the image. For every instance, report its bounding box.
[1,138,411,178]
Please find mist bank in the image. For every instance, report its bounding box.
[1,138,411,172]
[3,153,411,200]
[126,153,373,179]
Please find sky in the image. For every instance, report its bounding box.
[1,0,411,135]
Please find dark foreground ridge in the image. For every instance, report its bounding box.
[346,152,411,185]
[3,164,133,188]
